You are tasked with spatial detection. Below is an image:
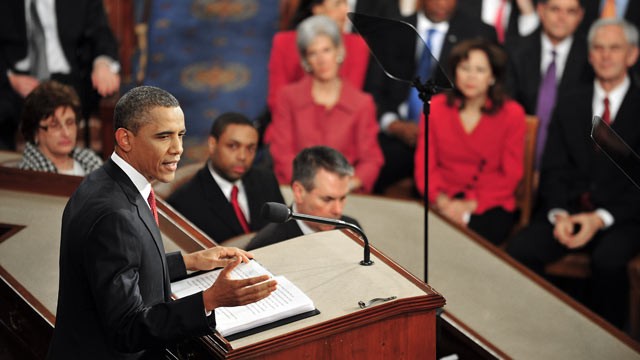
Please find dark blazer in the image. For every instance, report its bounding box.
[536,82,640,223]
[580,1,640,35]
[246,215,360,251]
[457,0,534,46]
[48,160,213,360]
[167,165,285,243]
[506,30,593,115]
[354,0,400,19]
[367,10,497,119]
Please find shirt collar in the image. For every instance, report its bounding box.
[111,152,152,204]
[207,161,243,200]
[292,203,316,235]
[541,33,573,56]
[594,75,630,102]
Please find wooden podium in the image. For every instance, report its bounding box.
[0,165,444,359]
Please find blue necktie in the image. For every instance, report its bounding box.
[407,28,437,123]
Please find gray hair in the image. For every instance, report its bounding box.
[296,15,344,71]
[292,146,354,191]
[588,18,639,48]
[114,86,180,134]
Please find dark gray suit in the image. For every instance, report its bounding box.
[167,165,285,243]
[48,160,214,359]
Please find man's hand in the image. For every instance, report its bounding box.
[8,73,39,98]
[553,212,603,249]
[202,258,278,311]
[387,120,419,147]
[183,246,254,271]
[91,60,120,97]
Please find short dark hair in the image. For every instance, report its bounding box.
[114,86,180,134]
[209,112,256,139]
[289,0,325,29]
[446,38,508,114]
[20,81,81,143]
[292,146,354,191]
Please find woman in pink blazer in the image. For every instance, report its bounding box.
[415,39,526,245]
[266,15,383,193]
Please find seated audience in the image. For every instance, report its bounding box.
[267,0,370,111]
[368,0,498,194]
[506,0,593,170]
[415,39,526,245]
[266,15,383,193]
[17,81,102,175]
[247,146,360,250]
[507,19,640,330]
[167,112,284,242]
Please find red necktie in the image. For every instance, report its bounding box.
[494,0,507,44]
[602,97,611,124]
[231,185,250,233]
[147,187,159,225]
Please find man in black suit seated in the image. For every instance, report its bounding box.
[167,112,284,243]
[247,146,359,250]
[366,0,497,194]
[507,18,640,330]
[506,0,593,169]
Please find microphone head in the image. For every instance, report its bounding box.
[261,202,291,223]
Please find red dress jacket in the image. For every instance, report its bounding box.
[267,30,370,111]
[415,94,526,214]
[266,75,383,193]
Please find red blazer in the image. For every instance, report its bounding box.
[415,94,526,214]
[266,76,383,193]
[267,30,370,111]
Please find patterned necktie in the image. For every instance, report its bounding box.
[29,0,49,80]
[230,185,250,233]
[407,28,438,123]
[147,188,158,225]
[494,0,507,44]
[601,0,617,18]
[534,50,557,168]
[602,97,611,124]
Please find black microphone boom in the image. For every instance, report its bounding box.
[261,202,374,266]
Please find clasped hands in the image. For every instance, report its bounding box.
[183,246,278,312]
[553,212,605,249]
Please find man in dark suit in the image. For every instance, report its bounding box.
[507,18,640,330]
[0,0,120,149]
[167,112,285,243]
[457,0,540,45]
[366,0,497,194]
[506,0,593,167]
[247,146,360,250]
[47,86,277,359]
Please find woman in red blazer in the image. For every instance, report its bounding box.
[266,0,369,111]
[266,15,383,193]
[415,39,526,245]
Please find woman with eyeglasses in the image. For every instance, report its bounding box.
[17,81,102,175]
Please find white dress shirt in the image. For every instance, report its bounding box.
[208,162,251,222]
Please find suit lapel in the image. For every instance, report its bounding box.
[198,168,244,234]
[104,160,170,291]
[243,170,264,230]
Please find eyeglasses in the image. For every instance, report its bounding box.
[39,117,77,132]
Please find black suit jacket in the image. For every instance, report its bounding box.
[367,10,497,119]
[354,0,400,19]
[506,30,593,115]
[536,82,640,224]
[246,215,360,251]
[47,160,213,360]
[457,0,534,46]
[167,165,285,243]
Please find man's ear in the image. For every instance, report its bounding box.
[115,128,132,152]
[292,181,306,204]
[208,136,218,156]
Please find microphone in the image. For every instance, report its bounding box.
[261,202,373,266]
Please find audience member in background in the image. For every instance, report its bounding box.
[367,0,497,195]
[266,15,383,193]
[167,112,284,243]
[457,0,540,45]
[506,0,592,170]
[247,146,360,250]
[267,0,370,112]
[415,39,526,245]
[17,81,102,175]
[0,0,120,150]
[507,19,640,330]
[343,0,401,32]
